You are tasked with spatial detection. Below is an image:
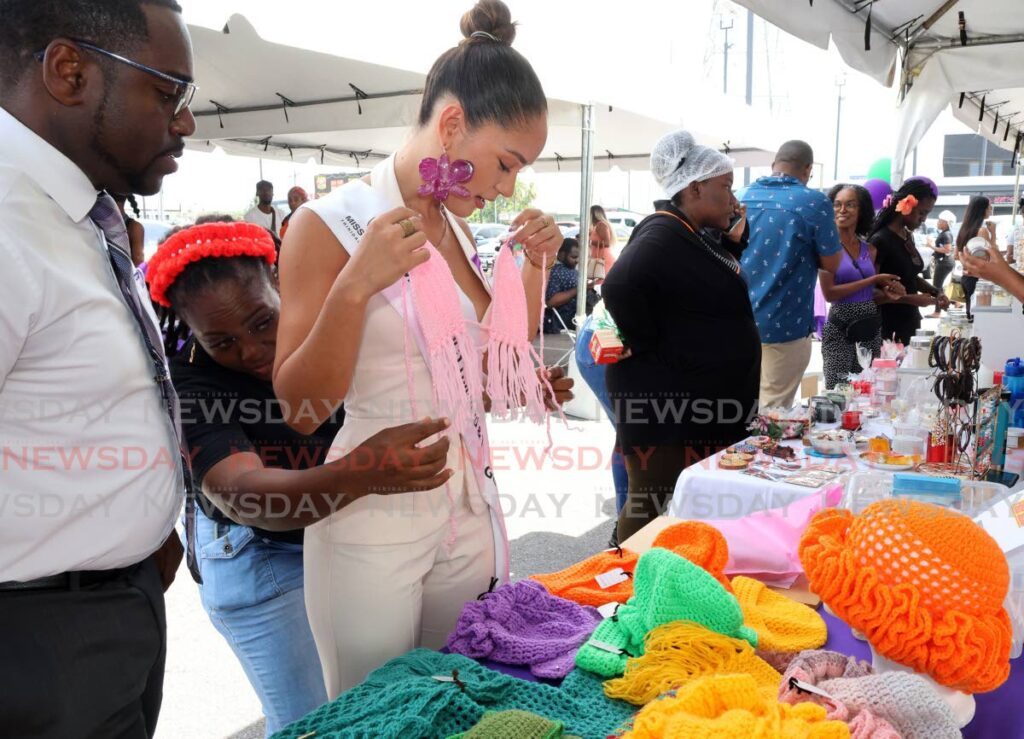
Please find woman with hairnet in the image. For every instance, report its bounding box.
[602,130,761,540]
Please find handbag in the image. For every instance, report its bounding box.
[842,314,882,343]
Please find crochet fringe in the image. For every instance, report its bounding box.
[484,243,564,450]
[408,244,486,553]
[604,621,781,706]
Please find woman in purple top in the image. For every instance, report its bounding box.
[820,184,905,388]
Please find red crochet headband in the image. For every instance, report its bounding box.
[146,222,277,307]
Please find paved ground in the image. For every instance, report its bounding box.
[160,331,829,738]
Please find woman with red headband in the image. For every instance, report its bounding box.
[147,221,452,734]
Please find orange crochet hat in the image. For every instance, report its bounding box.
[652,521,732,591]
[799,500,1012,693]
[532,522,735,607]
[530,549,639,607]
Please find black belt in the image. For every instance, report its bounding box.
[0,563,140,593]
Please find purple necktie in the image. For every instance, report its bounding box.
[89,192,200,582]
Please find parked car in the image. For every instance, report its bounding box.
[469,223,509,272]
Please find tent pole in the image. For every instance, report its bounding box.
[575,103,595,328]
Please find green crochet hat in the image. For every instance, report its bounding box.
[448,710,580,739]
[575,547,757,678]
[272,650,635,739]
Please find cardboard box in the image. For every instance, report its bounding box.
[589,328,624,365]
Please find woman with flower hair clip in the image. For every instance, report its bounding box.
[868,179,950,344]
[273,0,572,697]
[147,221,456,733]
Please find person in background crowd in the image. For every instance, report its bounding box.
[545,237,594,333]
[956,195,997,253]
[868,179,949,344]
[273,0,570,698]
[280,185,309,239]
[926,209,956,317]
[1006,195,1024,263]
[148,220,453,734]
[819,184,904,388]
[603,129,760,541]
[740,140,842,410]
[244,179,284,238]
[114,191,146,265]
[962,228,1024,302]
[0,1,196,736]
[587,203,617,283]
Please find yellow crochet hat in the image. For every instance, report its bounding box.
[620,674,851,739]
[604,621,782,706]
[731,576,828,652]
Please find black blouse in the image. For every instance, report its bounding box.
[602,201,761,453]
[170,339,344,544]
[870,227,927,343]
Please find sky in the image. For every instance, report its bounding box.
[148,0,949,220]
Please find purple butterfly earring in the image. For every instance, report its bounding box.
[418,151,474,202]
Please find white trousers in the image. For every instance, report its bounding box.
[303,489,496,698]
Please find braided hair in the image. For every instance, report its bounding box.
[868,179,936,241]
[146,220,277,357]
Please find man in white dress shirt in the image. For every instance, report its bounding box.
[0,1,196,736]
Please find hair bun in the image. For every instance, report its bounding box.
[460,0,517,45]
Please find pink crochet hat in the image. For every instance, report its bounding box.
[779,650,960,739]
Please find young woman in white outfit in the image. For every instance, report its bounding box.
[273,0,571,698]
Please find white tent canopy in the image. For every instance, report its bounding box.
[733,0,1024,184]
[187,15,778,175]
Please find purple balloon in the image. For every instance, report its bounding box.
[905,175,939,198]
[863,179,893,211]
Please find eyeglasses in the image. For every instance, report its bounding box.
[833,201,860,212]
[34,39,197,119]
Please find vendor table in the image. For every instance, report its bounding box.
[667,435,862,520]
[668,429,1024,521]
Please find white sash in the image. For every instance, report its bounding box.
[302,159,509,583]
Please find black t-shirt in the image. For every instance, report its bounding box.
[870,227,926,344]
[934,229,954,265]
[170,338,344,544]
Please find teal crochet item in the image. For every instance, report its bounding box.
[271,650,635,739]
[574,547,757,677]
[447,709,579,738]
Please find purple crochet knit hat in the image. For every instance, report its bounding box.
[446,580,602,678]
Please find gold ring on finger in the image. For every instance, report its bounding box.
[398,218,416,238]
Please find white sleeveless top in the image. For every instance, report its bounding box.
[304,160,490,546]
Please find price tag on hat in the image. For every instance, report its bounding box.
[589,639,625,655]
[595,567,629,589]
[597,602,620,619]
[788,677,836,701]
[432,675,455,683]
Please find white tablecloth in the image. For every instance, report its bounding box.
[667,435,869,520]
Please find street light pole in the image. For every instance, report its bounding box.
[834,75,846,181]
[720,16,734,95]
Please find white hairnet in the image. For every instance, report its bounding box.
[938,210,957,224]
[650,129,735,198]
